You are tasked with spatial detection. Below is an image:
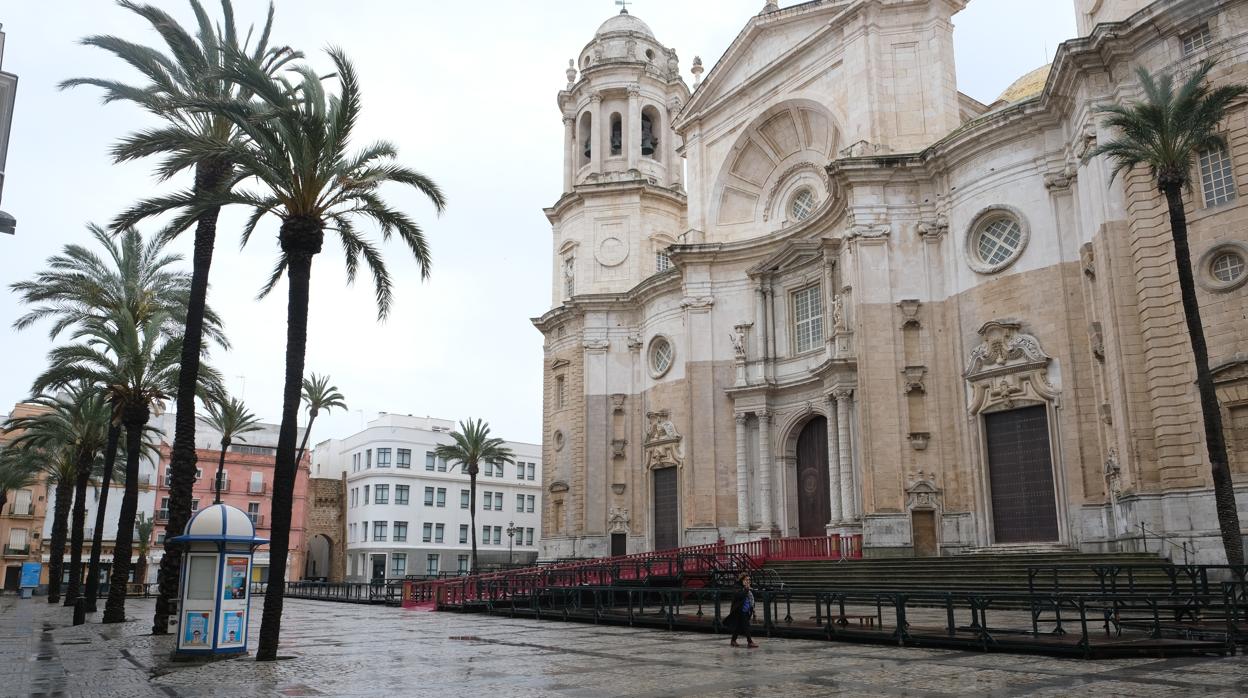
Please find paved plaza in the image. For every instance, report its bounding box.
[1,595,1246,697]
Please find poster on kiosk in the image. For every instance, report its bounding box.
[172,503,266,656]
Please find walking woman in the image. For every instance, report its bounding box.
[725,573,759,648]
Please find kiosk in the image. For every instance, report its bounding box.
[171,503,267,657]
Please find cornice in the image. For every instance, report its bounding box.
[670,201,846,268]
[531,271,683,333]
[545,179,687,222]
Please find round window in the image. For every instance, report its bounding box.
[1211,250,1246,284]
[965,207,1029,274]
[649,336,674,377]
[790,188,817,222]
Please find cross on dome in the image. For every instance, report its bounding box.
[615,0,632,14]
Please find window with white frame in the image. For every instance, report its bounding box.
[1182,24,1211,56]
[426,554,439,576]
[424,487,435,506]
[391,553,406,577]
[437,456,448,472]
[436,488,446,507]
[525,528,534,546]
[1199,144,1237,206]
[792,284,824,354]
[362,521,368,541]
[393,521,408,542]
[460,489,470,509]
[527,463,535,481]
[374,484,389,505]
[376,448,391,468]
[435,523,445,543]
[482,526,490,544]
[425,452,435,471]
[556,376,567,409]
[483,491,493,511]
[459,524,469,544]
[365,449,372,468]
[517,463,526,480]
[483,461,493,477]
[395,485,410,505]
[493,527,502,545]
[656,251,672,273]
[527,495,535,513]
[458,555,470,574]
[423,523,433,542]
[516,494,525,513]
[352,453,360,472]
[396,448,412,468]
[363,485,369,504]
[373,521,387,542]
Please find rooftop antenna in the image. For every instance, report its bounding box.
[615,0,631,14]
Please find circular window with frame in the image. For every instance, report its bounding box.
[1198,242,1248,292]
[964,206,1030,274]
[648,336,675,378]
[789,188,817,222]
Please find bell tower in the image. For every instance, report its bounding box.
[547,8,691,305]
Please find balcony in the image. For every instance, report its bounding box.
[156,509,170,522]
[6,504,34,517]
[247,513,265,527]
[3,545,30,557]
[212,478,231,493]
[247,481,266,494]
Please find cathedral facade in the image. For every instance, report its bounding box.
[533,0,1248,562]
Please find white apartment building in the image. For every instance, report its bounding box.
[314,414,542,580]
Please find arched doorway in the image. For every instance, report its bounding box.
[305,534,332,581]
[795,417,831,537]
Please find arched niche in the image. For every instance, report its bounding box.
[709,99,842,239]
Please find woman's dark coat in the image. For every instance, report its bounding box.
[724,588,754,630]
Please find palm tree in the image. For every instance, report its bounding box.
[203,395,262,504]
[83,425,120,613]
[4,386,111,605]
[435,419,515,574]
[294,374,346,466]
[1089,60,1247,566]
[118,49,445,659]
[36,311,218,623]
[133,513,155,588]
[64,0,297,635]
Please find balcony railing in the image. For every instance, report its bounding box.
[247,513,265,526]
[156,510,170,522]
[3,545,30,557]
[247,482,266,494]
[212,478,231,493]
[6,504,34,517]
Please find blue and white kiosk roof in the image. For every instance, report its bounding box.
[170,503,268,548]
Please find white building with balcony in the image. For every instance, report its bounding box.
[314,414,542,580]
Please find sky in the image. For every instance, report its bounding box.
[0,0,1077,448]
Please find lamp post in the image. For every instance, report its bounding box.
[506,521,516,566]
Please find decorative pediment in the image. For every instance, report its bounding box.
[964,320,1059,414]
[748,239,827,277]
[551,358,570,370]
[906,472,942,511]
[1212,355,1248,386]
[549,480,569,494]
[644,410,683,470]
[608,507,630,534]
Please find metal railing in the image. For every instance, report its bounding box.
[247,482,266,494]
[3,545,30,557]
[284,580,404,605]
[6,504,34,516]
[155,510,170,522]
[1137,523,1193,565]
[247,513,265,526]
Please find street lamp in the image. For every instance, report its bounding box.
[506,520,516,566]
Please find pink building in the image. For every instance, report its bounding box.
[152,442,311,584]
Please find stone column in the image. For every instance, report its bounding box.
[735,413,750,529]
[589,94,603,173]
[666,103,681,189]
[627,85,641,172]
[563,115,576,192]
[826,394,843,525]
[754,285,769,384]
[757,410,774,531]
[834,388,855,520]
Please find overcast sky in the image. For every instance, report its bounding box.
[0,0,1076,447]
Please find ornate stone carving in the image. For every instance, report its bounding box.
[1089,322,1105,362]
[608,507,630,533]
[1099,403,1113,425]
[549,480,570,494]
[1103,447,1121,497]
[611,394,627,413]
[626,333,643,350]
[906,472,942,510]
[1074,121,1098,161]
[730,323,751,360]
[965,320,1059,414]
[908,432,931,451]
[846,223,891,240]
[582,338,610,352]
[898,299,921,328]
[566,59,577,88]
[917,216,948,240]
[831,295,847,334]
[644,410,683,469]
[1044,165,1077,190]
[691,56,704,87]
[902,366,927,395]
[761,163,829,221]
[611,438,628,459]
[1080,242,1096,278]
[680,295,715,310]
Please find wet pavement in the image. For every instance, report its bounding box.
[1,594,1246,697]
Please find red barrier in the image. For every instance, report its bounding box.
[400,533,863,609]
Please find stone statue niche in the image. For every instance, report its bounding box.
[644,410,683,469]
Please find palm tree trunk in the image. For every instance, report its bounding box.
[85,425,120,613]
[469,472,478,573]
[153,159,228,635]
[293,413,317,468]
[1162,184,1244,566]
[214,444,229,505]
[104,409,149,623]
[258,230,319,661]
[47,475,73,604]
[63,453,94,606]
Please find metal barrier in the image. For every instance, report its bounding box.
[284,580,404,605]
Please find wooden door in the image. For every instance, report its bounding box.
[611,533,627,557]
[3,566,19,592]
[796,417,831,538]
[984,405,1059,543]
[653,467,679,551]
[911,510,938,557]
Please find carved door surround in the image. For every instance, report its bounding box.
[907,473,942,557]
[964,320,1067,547]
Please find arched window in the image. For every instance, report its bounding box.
[610,113,623,156]
[579,112,593,165]
[641,106,661,161]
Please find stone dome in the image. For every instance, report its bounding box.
[596,11,654,39]
[996,64,1052,104]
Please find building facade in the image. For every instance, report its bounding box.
[1,403,49,591]
[149,413,310,584]
[314,414,542,579]
[535,0,1248,562]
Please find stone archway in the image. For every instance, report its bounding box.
[305,534,333,581]
[303,477,346,582]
